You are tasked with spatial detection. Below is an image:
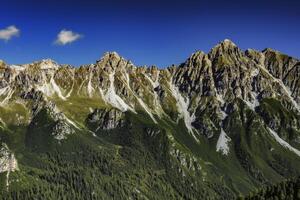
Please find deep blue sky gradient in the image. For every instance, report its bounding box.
[1,0,300,67]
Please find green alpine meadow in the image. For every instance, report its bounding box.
[0,40,300,199]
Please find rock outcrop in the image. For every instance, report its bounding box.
[87,108,126,131]
[0,143,18,173]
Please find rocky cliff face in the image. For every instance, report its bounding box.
[0,143,18,174]
[87,108,126,131]
[0,143,18,191]
[0,40,300,199]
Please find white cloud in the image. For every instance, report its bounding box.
[0,25,20,41]
[55,29,82,45]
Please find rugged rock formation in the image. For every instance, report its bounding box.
[0,39,300,199]
[0,143,18,173]
[87,108,126,130]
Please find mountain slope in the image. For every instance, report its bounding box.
[0,40,300,199]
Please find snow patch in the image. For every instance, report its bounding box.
[77,78,86,95]
[251,91,260,108]
[98,87,106,102]
[65,82,74,98]
[267,127,300,157]
[144,72,160,88]
[123,71,130,86]
[36,81,53,97]
[121,71,157,123]
[50,78,66,100]
[89,130,97,137]
[65,72,75,98]
[154,71,160,88]
[243,91,260,111]
[169,81,198,142]
[216,128,231,155]
[87,72,95,97]
[104,72,135,112]
[244,67,260,111]
[277,80,300,112]
[36,78,66,100]
[137,98,157,123]
[143,73,163,117]
[64,117,81,130]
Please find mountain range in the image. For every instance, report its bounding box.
[0,39,300,199]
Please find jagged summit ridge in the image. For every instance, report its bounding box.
[0,40,299,147]
[0,39,295,69]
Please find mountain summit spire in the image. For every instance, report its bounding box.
[222,39,236,46]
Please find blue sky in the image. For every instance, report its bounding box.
[1,0,300,67]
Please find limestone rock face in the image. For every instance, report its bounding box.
[0,143,18,173]
[262,48,300,103]
[87,108,126,131]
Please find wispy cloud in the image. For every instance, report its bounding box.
[0,25,20,41]
[55,29,82,45]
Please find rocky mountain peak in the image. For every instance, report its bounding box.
[222,38,237,46]
[33,59,60,70]
[0,60,7,69]
[102,51,121,60]
[262,48,294,64]
[96,52,133,72]
[208,39,243,64]
[245,49,264,65]
[211,39,237,51]
[182,51,211,68]
[262,48,278,54]
[39,58,58,64]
